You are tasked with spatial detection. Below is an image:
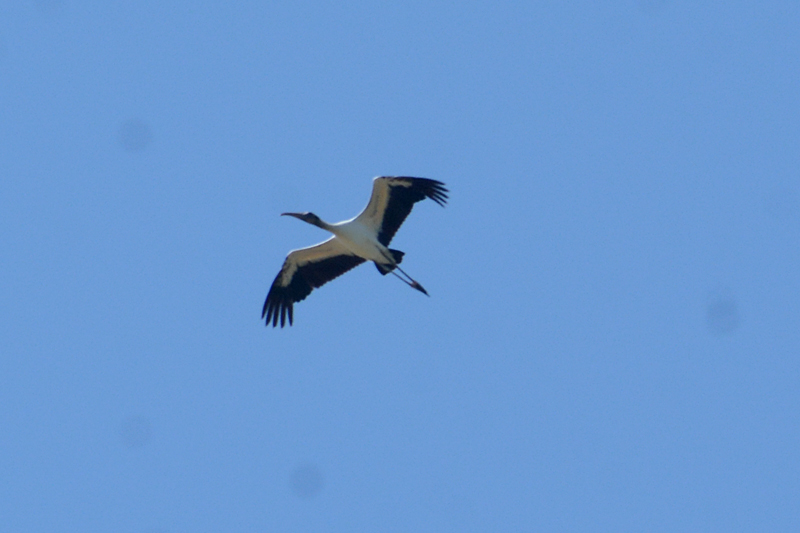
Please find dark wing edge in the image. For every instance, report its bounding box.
[262,254,366,327]
[377,177,449,246]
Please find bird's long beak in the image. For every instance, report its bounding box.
[281,212,302,219]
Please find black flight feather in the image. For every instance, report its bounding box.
[262,254,365,327]
[377,178,448,246]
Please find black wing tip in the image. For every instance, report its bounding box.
[392,176,449,207]
[263,291,294,328]
[420,178,449,207]
[427,182,448,207]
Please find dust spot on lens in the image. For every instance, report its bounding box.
[638,0,668,13]
[706,291,739,336]
[289,463,323,499]
[119,415,152,449]
[118,119,153,152]
[35,0,65,17]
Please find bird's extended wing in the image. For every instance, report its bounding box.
[355,177,448,246]
[263,237,365,327]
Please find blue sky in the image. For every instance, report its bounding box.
[2,1,799,531]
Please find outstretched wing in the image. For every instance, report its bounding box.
[355,177,448,246]
[262,237,365,327]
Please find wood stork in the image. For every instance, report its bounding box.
[262,176,448,327]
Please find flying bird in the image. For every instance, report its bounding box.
[262,176,448,327]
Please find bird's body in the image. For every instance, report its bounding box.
[263,176,448,327]
[328,219,391,265]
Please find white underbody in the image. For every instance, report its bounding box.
[328,219,393,265]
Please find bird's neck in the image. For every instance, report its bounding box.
[310,219,334,232]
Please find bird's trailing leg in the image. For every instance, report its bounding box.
[391,267,429,296]
[377,248,429,296]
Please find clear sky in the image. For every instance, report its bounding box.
[2,1,799,531]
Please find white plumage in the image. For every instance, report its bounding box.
[263,176,448,327]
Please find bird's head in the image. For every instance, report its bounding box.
[281,211,324,228]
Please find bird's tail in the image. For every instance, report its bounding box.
[375,249,404,275]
